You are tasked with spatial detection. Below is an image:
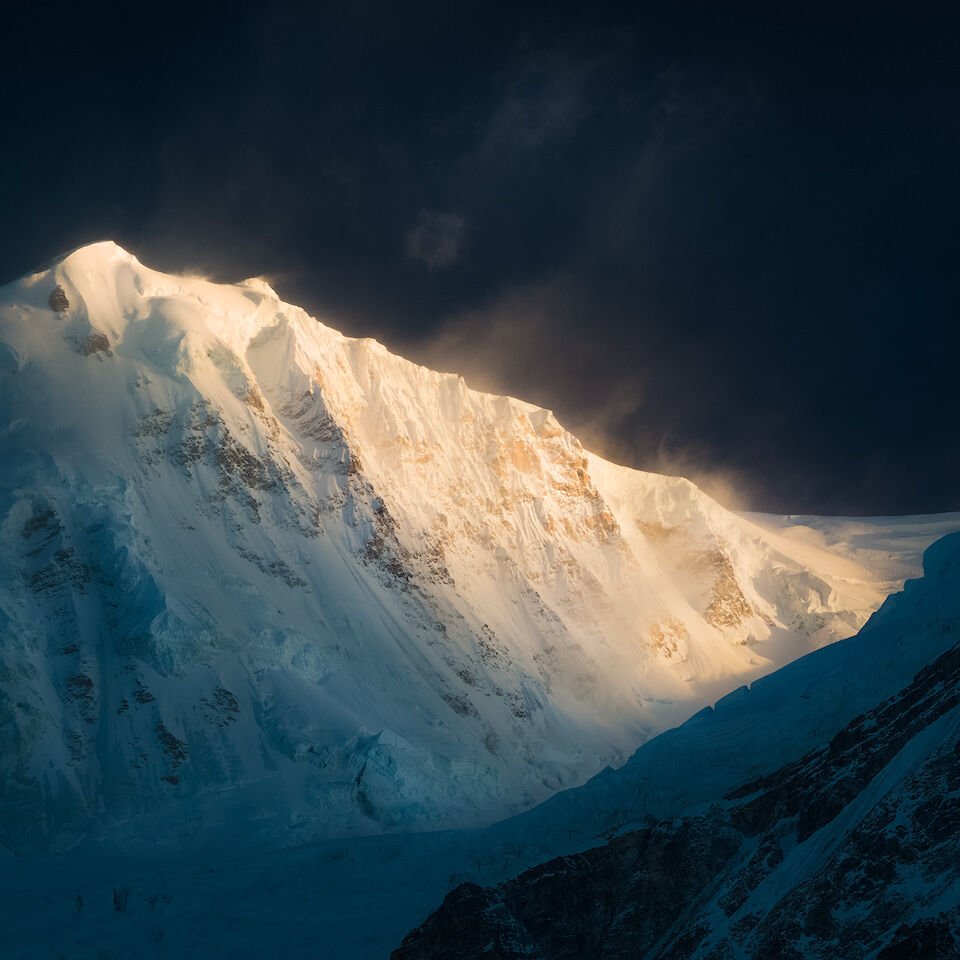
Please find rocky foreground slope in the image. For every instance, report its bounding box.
[0,242,955,855]
[394,532,960,959]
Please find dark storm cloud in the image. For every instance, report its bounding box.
[629,64,761,187]
[477,44,599,159]
[405,211,467,270]
[2,3,958,514]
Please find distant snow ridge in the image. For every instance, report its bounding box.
[0,241,955,852]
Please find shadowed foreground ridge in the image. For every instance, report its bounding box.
[394,534,960,959]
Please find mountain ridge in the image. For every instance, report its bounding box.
[1,241,956,855]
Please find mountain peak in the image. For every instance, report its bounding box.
[237,276,281,299]
[62,237,135,259]
[47,238,137,271]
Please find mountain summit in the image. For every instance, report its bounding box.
[0,242,952,852]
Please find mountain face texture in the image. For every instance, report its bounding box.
[0,242,955,857]
[394,533,960,960]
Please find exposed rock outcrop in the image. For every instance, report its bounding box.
[48,285,69,312]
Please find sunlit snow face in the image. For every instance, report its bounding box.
[0,242,956,861]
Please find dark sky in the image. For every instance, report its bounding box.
[3,3,958,514]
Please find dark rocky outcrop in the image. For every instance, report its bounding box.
[48,285,69,311]
[80,330,111,356]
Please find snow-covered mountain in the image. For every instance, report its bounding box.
[3,531,957,959]
[0,241,955,854]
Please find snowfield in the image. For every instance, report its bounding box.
[0,241,956,858]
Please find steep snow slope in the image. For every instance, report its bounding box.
[394,532,960,959]
[0,241,954,853]
[461,531,960,874]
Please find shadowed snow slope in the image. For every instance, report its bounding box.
[1,241,956,853]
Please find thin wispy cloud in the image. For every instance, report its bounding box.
[404,210,467,270]
[479,57,587,158]
[630,64,762,187]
